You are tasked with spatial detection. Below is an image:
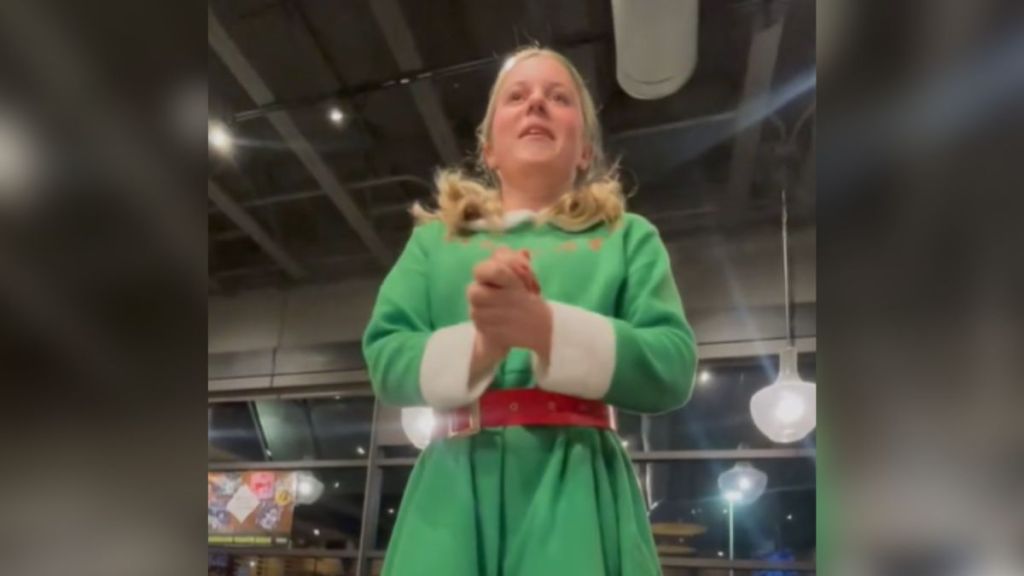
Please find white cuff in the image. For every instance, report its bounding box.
[419,323,495,410]
[531,302,616,399]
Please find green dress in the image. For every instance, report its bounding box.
[363,212,697,576]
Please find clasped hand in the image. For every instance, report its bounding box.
[467,247,552,364]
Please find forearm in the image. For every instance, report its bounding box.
[469,332,507,386]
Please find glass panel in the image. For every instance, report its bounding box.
[624,355,817,451]
[639,458,816,563]
[798,352,816,383]
[255,399,318,460]
[618,410,644,452]
[375,403,417,455]
[291,469,367,551]
[375,466,413,550]
[209,403,265,461]
[307,397,375,459]
[209,398,374,462]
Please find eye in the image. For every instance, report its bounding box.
[553,92,571,105]
[507,91,525,103]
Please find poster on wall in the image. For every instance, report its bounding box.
[208,471,297,547]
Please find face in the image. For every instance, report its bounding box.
[483,55,592,186]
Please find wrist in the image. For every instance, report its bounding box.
[474,331,507,365]
[529,298,553,364]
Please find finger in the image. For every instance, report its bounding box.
[468,282,507,310]
[466,282,493,308]
[474,259,520,289]
[489,253,533,292]
[505,260,539,294]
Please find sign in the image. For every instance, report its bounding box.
[208,471,298,547]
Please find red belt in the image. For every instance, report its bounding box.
[434,388,616,440]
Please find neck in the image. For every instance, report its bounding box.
[499,174,571,213]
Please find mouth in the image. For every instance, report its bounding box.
[518,125,555,140]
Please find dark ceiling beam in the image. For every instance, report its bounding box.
[724,9,786,223]
[208,7,392,266]
[207,180,306,279]
[207,175,434,215]
[369,0,462,165]
[229,35,607,124]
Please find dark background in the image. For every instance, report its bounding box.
[0,1,1021,575]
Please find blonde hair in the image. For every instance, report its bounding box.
[412,46,625,234]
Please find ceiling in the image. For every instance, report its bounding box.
[208,0,816,294]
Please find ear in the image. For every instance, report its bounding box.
[578,142,594,173]
[483,141,498,171]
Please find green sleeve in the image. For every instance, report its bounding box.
[361,224,437,407]
[604,216,698,413]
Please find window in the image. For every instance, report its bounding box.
[208,353,816,574]
[619,355,817,452]
[638,459,816,562]
[208,397,374,462]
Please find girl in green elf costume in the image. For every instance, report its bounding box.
[363,46,698,576]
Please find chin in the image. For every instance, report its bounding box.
[512,145,565,165]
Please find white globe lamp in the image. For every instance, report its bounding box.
[401,407,437,450]
[750,347,816,443]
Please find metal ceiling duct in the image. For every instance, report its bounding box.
[612,0,699,100]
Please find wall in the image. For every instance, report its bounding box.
[208,226,816,390]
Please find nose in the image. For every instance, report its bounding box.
[525,89,548,116]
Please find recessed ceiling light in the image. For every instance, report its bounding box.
[208,120,233,154]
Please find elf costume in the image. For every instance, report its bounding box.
[363,211,697,576]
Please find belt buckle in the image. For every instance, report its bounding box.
[446,402,481,439]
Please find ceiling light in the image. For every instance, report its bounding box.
[0,108,41,205]
[750,347,817,442]
[750,187,816,443]
[208,120,233,154]
[699,369,711,385]
[327,107,344,125]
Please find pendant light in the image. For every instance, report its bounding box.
[750,187,817,443]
